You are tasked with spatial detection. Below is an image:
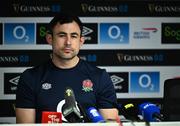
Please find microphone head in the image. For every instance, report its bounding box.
[62,87,83,122]
[121,103,139,121]
[86,107,105,123]
[139,102,160,122]
[64,87,76,107]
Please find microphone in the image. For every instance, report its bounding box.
[76,103,91,122]
[86,107,105,123]
[120,103,140,121]
[139,102,164,122]
[41,111,62,123]
[62,87,83,122]
[92,95,123,123]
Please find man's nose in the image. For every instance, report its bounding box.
[65,36,71,45]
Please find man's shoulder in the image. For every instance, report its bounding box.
[22,60,50,77]
[80,59,106,74]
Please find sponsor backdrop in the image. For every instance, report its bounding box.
[0,0,180,123]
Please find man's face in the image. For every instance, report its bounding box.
[50,21,84,60]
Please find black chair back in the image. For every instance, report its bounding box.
[163,78,180,121]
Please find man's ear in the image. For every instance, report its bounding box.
[46,33,53,45]
[80,36,85,47]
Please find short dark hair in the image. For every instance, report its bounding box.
[47,12,83,36]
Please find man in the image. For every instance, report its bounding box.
[16,12,118,123]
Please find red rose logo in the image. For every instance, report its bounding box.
[82,79,93,92]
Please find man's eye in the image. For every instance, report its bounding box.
[72,35,78,38]
[58,34,65,37]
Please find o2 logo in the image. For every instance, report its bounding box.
[130,72,160,93]
[4,23,35,44]
[100,23,129,44]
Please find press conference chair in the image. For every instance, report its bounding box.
[163,78,180,121]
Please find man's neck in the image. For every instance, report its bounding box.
[52,56,79,69]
